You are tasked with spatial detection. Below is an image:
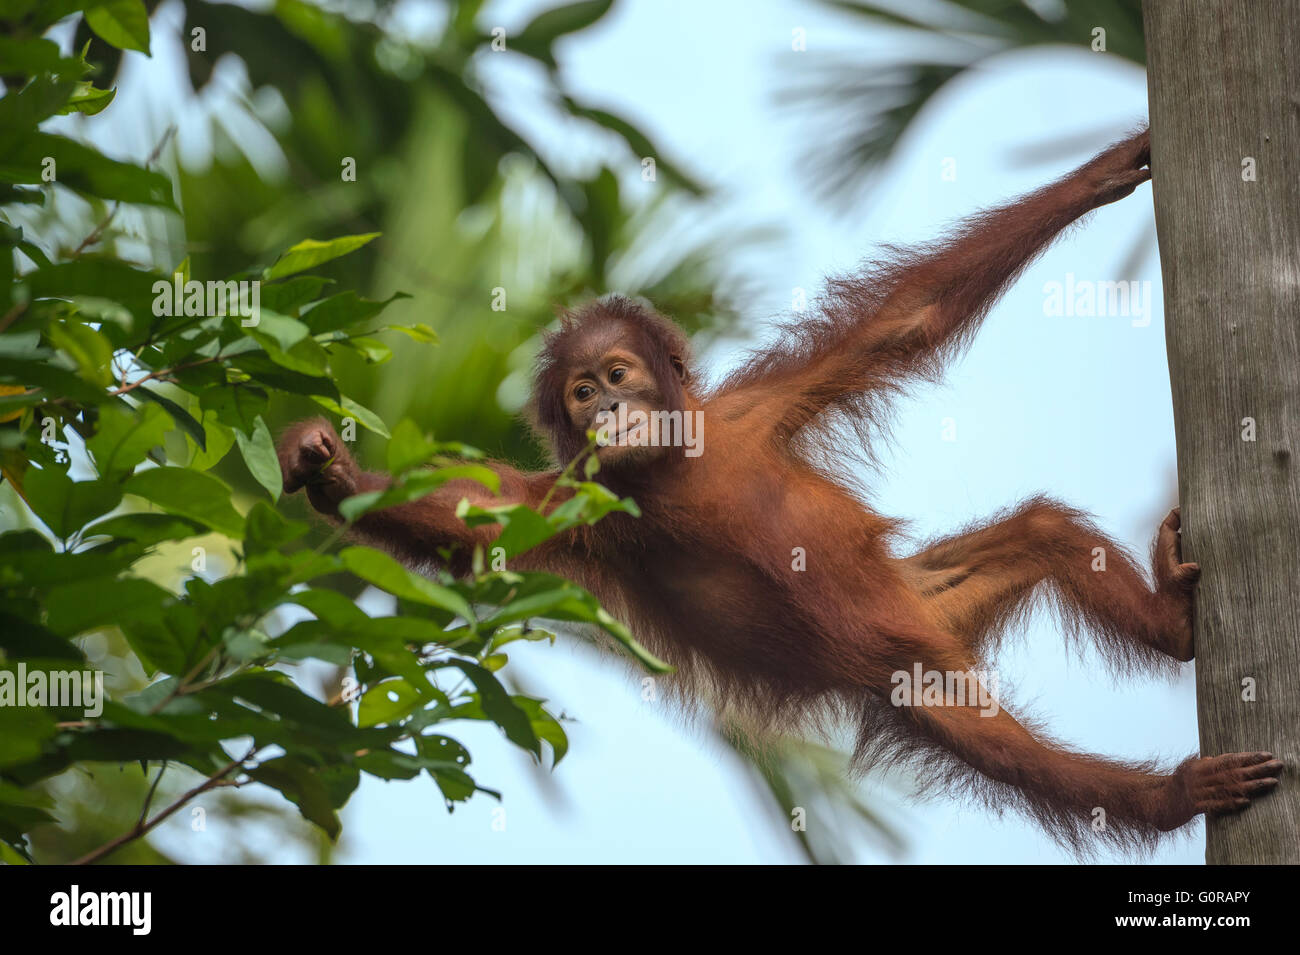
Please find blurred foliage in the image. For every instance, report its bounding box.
[69,0,746,472]
[725,723,905,865]
[1,0,900,865]
[785,0,1146,204]
[0,0,672,865]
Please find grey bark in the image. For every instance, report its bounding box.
[1142,0,1300,863]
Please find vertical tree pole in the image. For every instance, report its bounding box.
[1142,0,1300,863]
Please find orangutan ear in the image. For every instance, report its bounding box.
[670,355,689,384]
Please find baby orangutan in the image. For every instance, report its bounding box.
[279,129,1281,853]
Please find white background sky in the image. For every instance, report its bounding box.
[120,0,1200,864]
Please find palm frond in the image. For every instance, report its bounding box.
[784,0,1146,204]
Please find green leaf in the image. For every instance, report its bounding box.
[58,83,116,116]
[563,101,706,194]
[245,309,309,351]
[0,388,42,417]
[0,75,78,132]
[125,467,245,538]
[0,37,80,78]
[86,402,172,480]
[336,336,391,364]
[456,500,553,558]
[241,547,339,589]
[386,418,436,475]
[387,323,439,344]
[62,728,194,763]
[21,258,162,331]
[120,601,202,675]
[233,352,338,399]
[317,762,362,809]
[187,409,236,469]
[252,330,330,377]
[354,749,422,780]
[0,705,57,769]
[244,500,308,555]
[84,512,205,546]
[220,628,271,663]
[264,233,381,280]
[235,416,281,501]
[0,355,107,405]
[0,330,45,361]
[289,589,369,629]
[0,530,132,587]
[357,679,425,728]
[508,0,613,69]
[258,276,332,313]
[310,394,388,437]
[45,577,173,638]
[513,696,568,767]
[442,660,539,756]
[248,756,344,838]
[431,765,485,805]
[0,612,82,661]
[417,734,472,774]
[345,620,443,696]
[210,674,359,738]
[0,843,32,865]
[301,290,408,334]
[85,0,152,55]
[476,574,672,674]
[337,465,499,523]
[546,480,641,527]
[0,185,44,208]
[24,467,122,539]
[0,133,173,208]
[199,384,267,438]
[0,781,53,811]
[273,616,445,679]
[339,547,473,621]
[135,386,206,452]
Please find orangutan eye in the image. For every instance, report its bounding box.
[608,366,627,384]
[574,384,595,401]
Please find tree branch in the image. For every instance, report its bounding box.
[69,744,258,866]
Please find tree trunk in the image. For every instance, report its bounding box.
[1142,0,1300,864]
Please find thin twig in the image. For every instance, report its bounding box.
[110,354,220,399]
[71,126,176,259]
[137,762,168,827]
[148,644,223,715]
[538,436,598,512]
[69,744,257,866]
[71,202,120,257]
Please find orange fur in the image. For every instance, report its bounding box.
[280,129,1282,855]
